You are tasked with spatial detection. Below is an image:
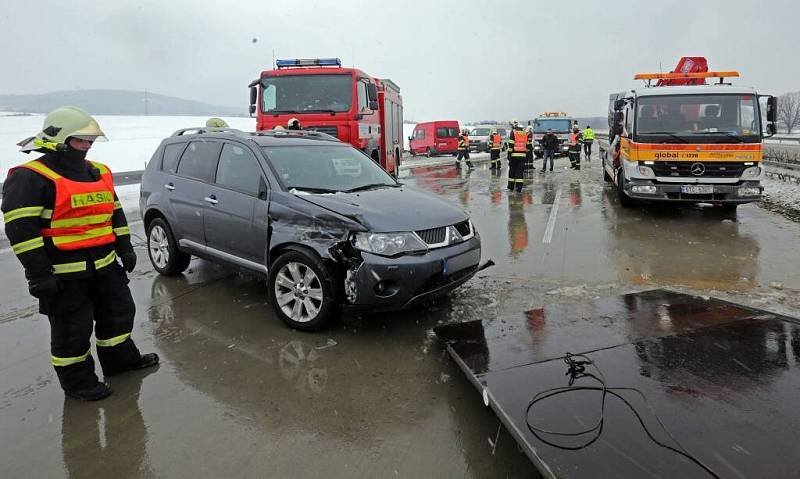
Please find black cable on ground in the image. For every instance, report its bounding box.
[525,353,721,478]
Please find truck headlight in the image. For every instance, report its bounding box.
[637,166,655,177]
[741,166,762,178]
[631,185,657,194]
[353,232,428,257]
[737,187,761,197]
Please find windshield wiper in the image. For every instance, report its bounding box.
[345,183,398,193]
[289,186,339,194]
[270,110,301,114]
[302,109,339,114]
[643,132,689,144]
[690,131,746,143]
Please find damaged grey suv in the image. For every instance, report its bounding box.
[140,128,483,330]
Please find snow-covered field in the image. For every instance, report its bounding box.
[0,113,253,179]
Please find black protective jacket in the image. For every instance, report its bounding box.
[541,133,560,150]
[1,151,133,281]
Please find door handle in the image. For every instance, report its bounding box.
[204,195,218,205]
[165,183,175,191]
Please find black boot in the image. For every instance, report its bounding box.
[507,181,514,191]
[65,382,112,401]
[104,353,160,377]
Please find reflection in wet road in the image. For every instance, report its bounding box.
[1,155,799,477]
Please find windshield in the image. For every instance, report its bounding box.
[635,94,761,142]
[534,119,571,133]
[470,128,492,136]
[262,145,397,193]
[261,74,353,114]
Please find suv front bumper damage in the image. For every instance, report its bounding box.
[342,236,483,312]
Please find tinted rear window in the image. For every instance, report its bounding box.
[176,141,221,182]
[161,142,186,173]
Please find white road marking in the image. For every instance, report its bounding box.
[542,186,562,244]
[0,220,143,255]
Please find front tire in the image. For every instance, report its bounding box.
[269,250,336,331]
[616,172,635,208]
[147,217,191,276]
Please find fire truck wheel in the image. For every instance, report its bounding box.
[426,148,435,158]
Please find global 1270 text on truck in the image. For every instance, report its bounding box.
[599,57,778,210]
[248,58,403,175]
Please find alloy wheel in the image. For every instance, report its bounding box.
[149,225,170,269]
[274,262,324,323]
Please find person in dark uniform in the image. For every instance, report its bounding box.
[582,124,595,160]
[541,128,559,173]
[568,127,583,169]
[524,126,534,170]
[456,129,472,169]
[1,106,158,401]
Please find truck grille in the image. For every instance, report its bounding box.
[648,162,748,178]
[306,126,338,137]
[416,227,446,245]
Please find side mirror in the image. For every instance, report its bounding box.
[613,111,624,124]
[766,96,777,123]
[249,86,257,117]
[367,83,378,102]
[766,123,777,136]
[614,99,625,110]
[369,100,379,111]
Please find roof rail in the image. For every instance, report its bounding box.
[251,129,340,141]
[170,127,243,137]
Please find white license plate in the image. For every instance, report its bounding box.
[681,185,714,194]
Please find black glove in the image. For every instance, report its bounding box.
[120,251,137,273]
[28,274,61,299]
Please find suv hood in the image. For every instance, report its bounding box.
[297,186,467,232]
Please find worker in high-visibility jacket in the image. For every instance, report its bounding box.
[524,126,534,170]
[1,107,158,401]
[456,129,472,169]
[582,125,595,160]
[489,129,503,170]
[568,127,583,169]
[506,124,529,192]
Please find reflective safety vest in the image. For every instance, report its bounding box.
[458,135,469,150]
[13,160,116,251]
[513,132,529,153]
[583,128,595,141]
[569,133,579,146]
[490,133,502,149]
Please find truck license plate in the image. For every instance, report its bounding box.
[681,185,714,194]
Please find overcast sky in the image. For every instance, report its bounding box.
[1,0,795,122]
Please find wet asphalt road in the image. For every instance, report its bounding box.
[2,152,799,478]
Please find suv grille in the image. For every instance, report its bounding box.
[648,161,748,178]
[415,221,473,247]
[416,227,446,245]
[454,220,471,236]
[306,126,338,137]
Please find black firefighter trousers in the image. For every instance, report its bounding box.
[41,263,142,393]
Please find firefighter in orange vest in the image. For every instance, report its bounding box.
[456,128,472,169]
[506,121,529,192]
[568,126,583,169]
[489,128,503,170]
[2,107,158,401]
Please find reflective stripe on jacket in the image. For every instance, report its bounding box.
[583,128,595,141]
[490,133,502,150]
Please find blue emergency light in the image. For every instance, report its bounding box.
[276,58,342,68]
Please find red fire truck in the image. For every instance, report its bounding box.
[248,58,403,175]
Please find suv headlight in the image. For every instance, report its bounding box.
[353,232,428,257]
[742,166,762,178]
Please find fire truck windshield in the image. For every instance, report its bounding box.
[533,119,571,133]
[261,74,353,114]
[635,94,760,143]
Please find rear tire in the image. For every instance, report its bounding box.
[719,204,738,212]
[603,167,613,182]
[426,147,435,158]
[268,250,336,331]
[147,218,191,276]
